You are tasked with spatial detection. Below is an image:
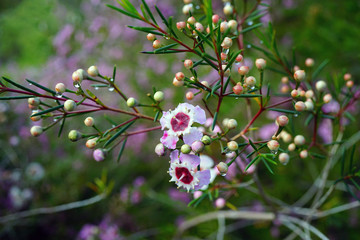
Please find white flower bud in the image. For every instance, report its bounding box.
[154,91,164,102]
[201,135,211,145]
[55,83,66,94]
[305,100,314,111]
[227,141,238,151]
[276,115,289,127]
[305,90,314,99]
[217,162,228,175]
[346,80,354,88]
[146,33,156,41]
[294,135,305,146]
[86,138,98,149]
[194,22,204,32]
[223,3,233,15]
[226,119,237,129]
[84,117,95,127]
[28,97,40,106]
[30,126,43,137]
[255,58,266,70]
[228,20,238,32]
[152,40,161,49]
[245,76,256,87]
[87,66,99,77]
[222,65,230,77]
[300,150,308,159]
[267,140,280,151]
[173,78,184,87]
[288,143,296,151]
[305,58,314,67]
[281,76,289,84]
[291,89,299,98]
[315,80,327,92]
[294,101,306,111]
[182,4,194,15]
[220,21,228,33]
[184,59,193,69]
[155,143,165,156]
[72,69,85,82]
[294,70,305,81]
[221,37,233,49]
[279,153,290,165]
[64,100,77,111]
[323,93,332,103]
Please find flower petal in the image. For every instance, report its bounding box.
[193,105,206,124]
[160,131,178,149]
[183,127,203,145]
[160,111,171,130]
[194,169,211,190]
[170,150,179,164]
[199,155,214,169]
[179,153,200,169]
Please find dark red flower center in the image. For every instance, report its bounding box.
[171,112,190,132]
[175,167,193,184]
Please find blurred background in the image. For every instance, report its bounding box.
[0,0,359,239]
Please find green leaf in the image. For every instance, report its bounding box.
[340,149,346,177]
[203,0,213,33]
[268,108,298,114]
[141,0,157,24]
[312,59,330,79]
[117,138,127,163]
[227,94,262,98]
[248,139,258,151]
[345,112,356,122]
[117,0,139,15]
[262,158,274,174]
[2,77,38,95]
[188,191,207,207]
[154,6,177,38]
[245,155,260,172]
[194,29,213,48]
[104,120,136,147]
[309,152,326,159]
[154,43,178,53]
[211,111,218,131]
[225,49,243,71]
[241,23,262,34]
[112,65,117,81]
[26,79,58,95]
[106,4,142,21]
[305,114,314,126]
[141,50,181,54]
[127,26,162,35]
[86,89,105,106]
[154,111,160,122]
[0,95,32,100]
[211,82,221,96]
[58,117,66,137]
[31,104,64,117]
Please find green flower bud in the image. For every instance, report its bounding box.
[154,91,164,102]
[181,144,191,154]
[68,130,82,142]
[64,100,77,111]
[127,97,138,107]
[201,135,211,145]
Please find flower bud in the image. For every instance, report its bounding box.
[86,138,98,149]
[201,135,211,145]
[291,89,299,98]
[184,0,192,4]
[193,191,203,199]
[294,101,306,111]
[281,132,292,143]
[30,110,41,121]
[191,140,204,153]
[294,135,305,146]
[238,66,249,75]
[279,153,290,165]
[186,91,194,100]
[176,21,186,30]
[305,58,314,67]
[293,65,300,71]
[72,69,85,82]
[245,76,256,87]
[127,97,138,107]
[87,66,99,77]
[155,143,165,156]
[281,76,289,84]
[93,149,106,162]
[323,93,332,103]
[344,73,352,81]
[305,100,314,111]
[227,141,238,151]
[267,140,280,151]
[30,126,43,137]
[194,22,204,32]
[305,90,314,99]
[220,21,228,33]
[181,144,191,154]
[276,115,289,127]
[222,118,229,128]
[55,83,66,94]
[346,80,354,88]
[187,16,196,25]
[228,20,238,32]
[226,151,236,159]
[221,37,233,49]
[233,83,243,95]
[235,54,243,62]
[146,33,156,41]
[173,78,184,87]
[212,14,220,24]
[255,58,266,70]
[288,143,296,151]
[217,162,228,175]
[201,81,209,88]
[182,4,194,15]
[152,39,161,49]
[226,119,237,129]
[151,91,164,102]
[222,65,230,77]
[315,80,327,92]
[64,100,77,111]
[184,59,193,69]
[299,150,308,159]
[281,85,290,93]
[84,117,95,127]
[215,198,226,209]
[175,72,185,81]
[28,97,40,106]
[294,70,305,81]
[68,130,82,142]
[223,3,233,15]
[221,52,227,61]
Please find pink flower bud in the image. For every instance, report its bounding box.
[279,153,290,165]
[176,21,186,30]
[281,76,289,84]
[344,73,352,81]
[195,22,204,32]
[235,54,243,62]
[93,149,106,162]
[299,150,308,159]
[346,80,354,88]
[221,37,233,49]
[299,90,306,97]
[294,70,306,81]
[186,91,194,100]
[267,140,280,151]
[291,89,298,98]
[155,143,165,156]
[187,16,196,25]
[173,78,184,87]
[305,58,314,67]
[305,90,314,99]
[281,85,289,93]
[233,83,243,95]
[193,191,203,199]
[221,52,227,61]
[276,115,289,127]
[255,58,266,70]
[212,14,220,24]
[152,40,161,49]
[238,66,249,75]
[146,33,156,41]
[215,198,226,209]
[175,72,185,81]
[220,21,228,33]
[294,135,305,146]
[191,140,204,153]
[184,59,193,69]
[294,101,306,111]
[323,93,332,103]
[86,138,97,149]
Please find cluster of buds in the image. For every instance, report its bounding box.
[344,73,354,88]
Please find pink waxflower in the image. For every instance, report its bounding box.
[168,150,210,192]
[160,103,206,149]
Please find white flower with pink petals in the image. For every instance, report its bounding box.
[168,150,211,192]
[160,103,206,149]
